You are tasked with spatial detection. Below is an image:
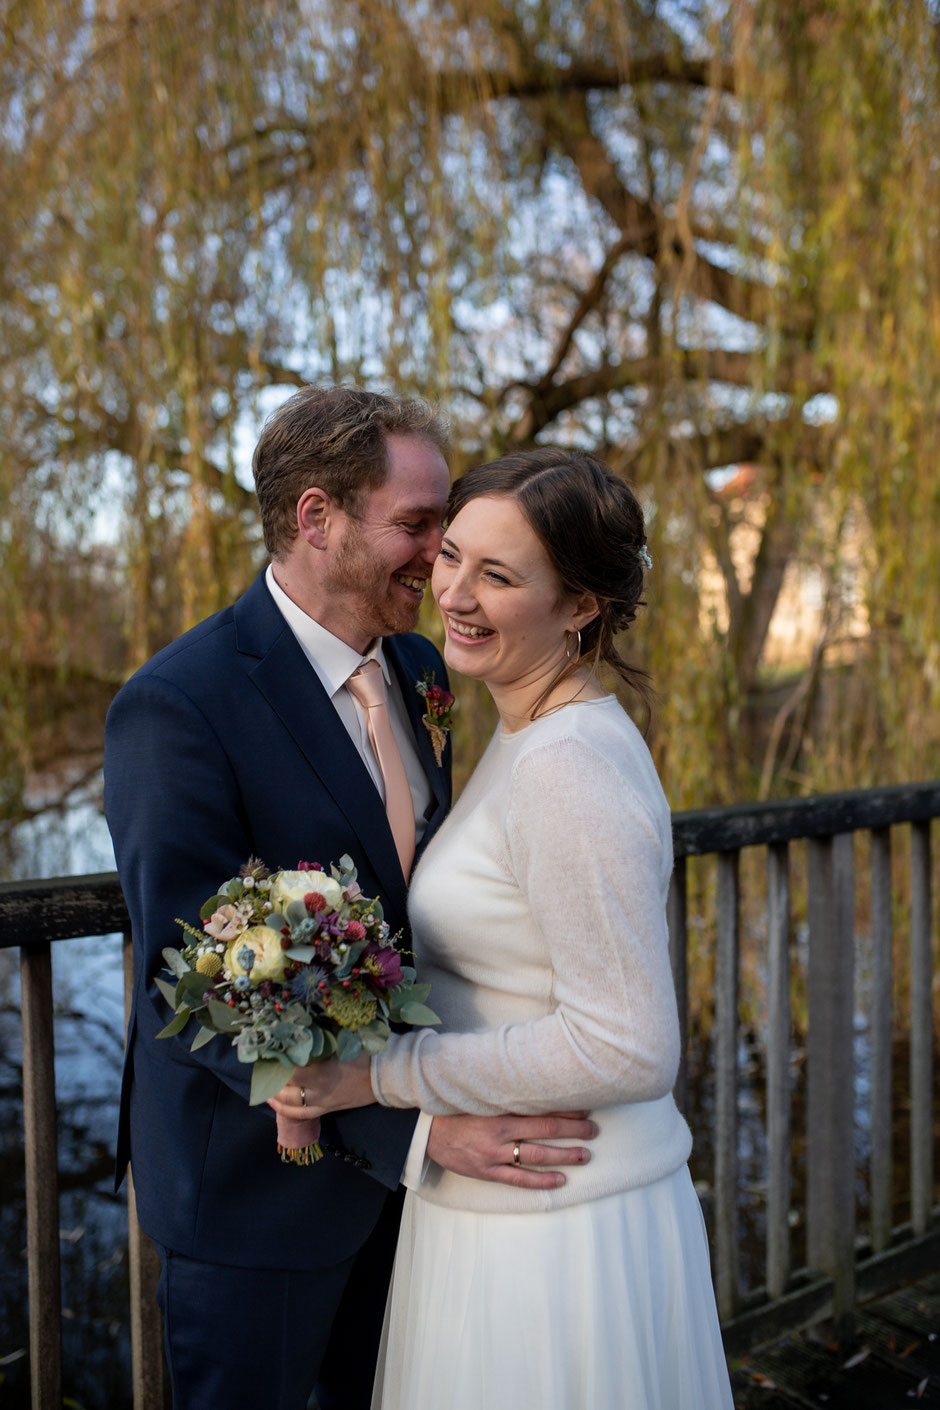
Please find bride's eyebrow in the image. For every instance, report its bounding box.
[442,534,519,574]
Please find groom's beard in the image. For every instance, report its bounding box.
[325,519,426,640]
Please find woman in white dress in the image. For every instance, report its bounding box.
[273,447,734,1410]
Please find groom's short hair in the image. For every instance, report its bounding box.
[253,384,450,557]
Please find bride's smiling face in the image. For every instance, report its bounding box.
[432,494,579,691]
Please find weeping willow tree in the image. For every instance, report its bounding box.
[0,0,938,834]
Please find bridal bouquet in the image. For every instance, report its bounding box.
[155,855,438,1164]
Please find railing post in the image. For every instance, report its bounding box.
[20,943,62,1410]
[909,820,933,1237]
[715,850,740,1319]
[869,827,893,1254]
[766,841,791,1299]
[807,833,856,1335]
[123,932,167,1410]
[667,857,689,1116]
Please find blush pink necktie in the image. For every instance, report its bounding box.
[347,660,416,879]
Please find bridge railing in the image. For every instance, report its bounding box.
[668,781,940,1352]
[2,780,938,1406]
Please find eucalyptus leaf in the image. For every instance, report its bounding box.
[161,947,189,978]
[285,1031,314,1066]
[265,912,287,931]
[399,1001,441,1027]
[358,1021,390,1054]
[174,971,209,1010]
[308,1026,325,1059]
[284,945,317,962]
[286,899,309,924]
[206,998,242,1033]
[248,1057,293,1107]
[198,895,226,921]
[190,1025,217,1051]
[400,981,431,1006]
[156,1005,191,1039]
[336,1029,362,1061]
[236,1031,261,1062]
[282,1002,312,1026]
[154,976,179,1009]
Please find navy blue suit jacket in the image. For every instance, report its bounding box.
[104,571,451,1270]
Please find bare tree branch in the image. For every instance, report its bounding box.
[537,89,813,337]
[434,55,738,110]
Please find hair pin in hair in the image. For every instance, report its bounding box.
[638,543,653,571]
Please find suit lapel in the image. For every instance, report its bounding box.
[234,576,408,911]
[386,636,449,822]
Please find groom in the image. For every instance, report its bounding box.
[104,385,596,1410]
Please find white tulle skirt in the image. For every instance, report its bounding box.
[371,1164,733,1410]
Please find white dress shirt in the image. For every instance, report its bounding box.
[264,564,433,1183]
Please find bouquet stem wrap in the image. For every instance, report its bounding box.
[275,1111,323,1165]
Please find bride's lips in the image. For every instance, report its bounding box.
[393,572,427,600]
[445,614,495,644]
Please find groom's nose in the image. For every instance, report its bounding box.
[417,522,443,565]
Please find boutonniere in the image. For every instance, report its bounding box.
[415,671,455,767]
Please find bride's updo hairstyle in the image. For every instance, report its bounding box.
[446,446,653,715]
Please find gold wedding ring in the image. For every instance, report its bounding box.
[512,1143,522,1167]
[300,1088,307,1108]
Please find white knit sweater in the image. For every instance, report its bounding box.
[371,695,692,1212]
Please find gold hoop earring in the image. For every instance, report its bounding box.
[565,629,581,664]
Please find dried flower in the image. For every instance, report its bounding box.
[328,988,378,1029]
[415,671,455,767]
[195,952,223,977]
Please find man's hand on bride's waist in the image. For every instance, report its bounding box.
[426,1112,597,1189]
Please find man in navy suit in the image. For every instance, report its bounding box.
[104,385,596,1410]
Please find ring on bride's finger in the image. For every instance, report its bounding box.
[512,1143,522,1167]
[300,1088,307,1108]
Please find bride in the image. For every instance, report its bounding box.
[271,447,734,1410]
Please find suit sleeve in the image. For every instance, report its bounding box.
[105,671,261,1099]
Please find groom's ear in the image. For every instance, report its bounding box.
[296,487,336,551]
[569,592,600,632]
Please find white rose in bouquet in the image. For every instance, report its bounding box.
[269,868,345,914]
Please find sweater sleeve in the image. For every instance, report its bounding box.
[370,735,680,1115]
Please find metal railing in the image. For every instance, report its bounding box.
[2,780,938,1405]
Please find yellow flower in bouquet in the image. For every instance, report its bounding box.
[226,925,288,983]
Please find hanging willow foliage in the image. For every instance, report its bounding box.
[0,0,937,830]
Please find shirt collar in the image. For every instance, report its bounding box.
[264,563,391,697]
